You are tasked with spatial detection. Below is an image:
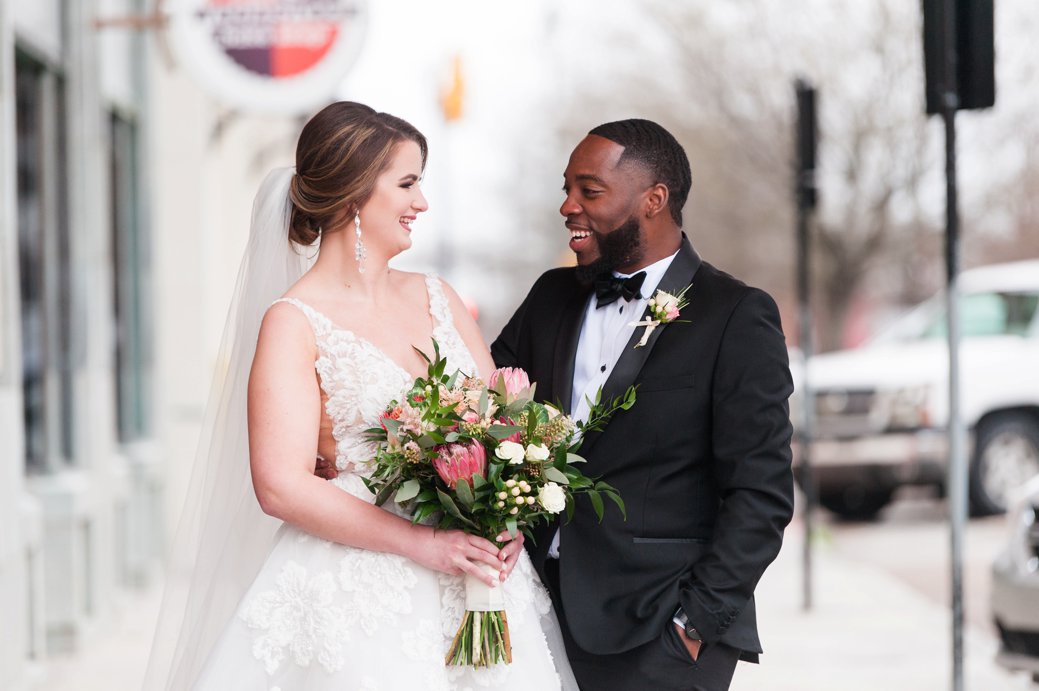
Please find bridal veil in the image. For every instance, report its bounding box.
[143,167,312,689]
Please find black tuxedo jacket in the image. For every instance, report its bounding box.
[490,238,794,661]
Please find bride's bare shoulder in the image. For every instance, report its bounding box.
[389,269,436,299]
[257,298,315,348]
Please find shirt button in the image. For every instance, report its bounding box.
[600,365,606,373]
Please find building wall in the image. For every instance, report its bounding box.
[0,0,160,687]
[0,0,32,684]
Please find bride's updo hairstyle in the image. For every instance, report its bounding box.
[288,101,429,246]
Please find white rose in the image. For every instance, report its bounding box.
[495,440,526,465]
[525,443,550,462]
[655,291,679,312]
[538,482,567,514]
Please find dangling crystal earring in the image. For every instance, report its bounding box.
[354,210,367,273]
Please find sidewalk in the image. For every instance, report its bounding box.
[732,532,1032,691]
[36,533,1035,690]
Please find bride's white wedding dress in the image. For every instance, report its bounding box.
[192,274,567,690]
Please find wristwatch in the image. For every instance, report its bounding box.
[674,608,703,641]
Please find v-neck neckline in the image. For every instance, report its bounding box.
[284,282,441,383]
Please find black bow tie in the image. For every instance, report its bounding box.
[594,271,647,309]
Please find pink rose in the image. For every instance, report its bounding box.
[433,442,487,490]
[665,307,680,321]
[488,367,531,396]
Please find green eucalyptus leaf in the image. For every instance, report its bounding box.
[543,467,570,485]
[382,417,402,436]
[487,424,523,441]
[437,489,477,529]
[395,479,421,503]
[455,479,475,508]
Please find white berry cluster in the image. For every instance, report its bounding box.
[496,478,536,515]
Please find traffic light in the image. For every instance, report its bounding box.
[922,0,995,114]
[796,79,817,210]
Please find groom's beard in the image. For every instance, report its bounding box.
[575,217,645,285]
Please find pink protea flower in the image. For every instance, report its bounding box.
[433,442,487,490]
[488,367,531,396]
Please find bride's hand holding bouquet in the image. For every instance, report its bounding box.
[364,343,635,668]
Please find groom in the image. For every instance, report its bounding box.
[491,119,795,691]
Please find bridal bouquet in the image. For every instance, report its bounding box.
[364,342,635,668]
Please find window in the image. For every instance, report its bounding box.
[921,291,1039,339]
[16,49,72,472]
[109,112,150,441]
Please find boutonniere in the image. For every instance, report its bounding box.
[629,284,692,348]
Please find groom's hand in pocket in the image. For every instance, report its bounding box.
[495,530,525,582]
[674,624,702,662]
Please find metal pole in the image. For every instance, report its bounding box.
[797,195,815,613]
[794,79,818,612]
[939,0,966,688]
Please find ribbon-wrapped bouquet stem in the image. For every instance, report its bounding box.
[364,342,634,667]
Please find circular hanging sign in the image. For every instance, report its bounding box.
[167,0,368,114]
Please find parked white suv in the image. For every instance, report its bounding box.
[797,260,1039,519]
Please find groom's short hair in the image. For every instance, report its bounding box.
[589,119,691,227]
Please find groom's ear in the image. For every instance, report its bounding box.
[643,183,669,219]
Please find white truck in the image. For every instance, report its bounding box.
[797,259,1039,519]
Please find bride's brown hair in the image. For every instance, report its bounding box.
[288,102,428,246]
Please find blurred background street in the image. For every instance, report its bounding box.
[3,0,1039,689]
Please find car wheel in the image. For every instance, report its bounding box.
[818,486,892,521]
[969,414,1039,516]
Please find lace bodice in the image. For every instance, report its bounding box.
[273,274,479,474]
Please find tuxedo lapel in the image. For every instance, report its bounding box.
[581,237,703,454]
[550,283,592,414]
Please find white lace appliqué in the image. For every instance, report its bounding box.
[337,546,418,635]
[239,561,351,674]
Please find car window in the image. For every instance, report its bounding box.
[920,292,1039,338]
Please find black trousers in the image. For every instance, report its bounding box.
[543,559,740,691]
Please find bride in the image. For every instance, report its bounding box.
[144,102,575,690]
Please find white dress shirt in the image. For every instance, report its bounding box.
[549,250,679,559]
[570,251,679,421]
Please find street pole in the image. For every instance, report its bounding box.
[938,1,967,688]
[923,1,994,685]
[795,78,818,612]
